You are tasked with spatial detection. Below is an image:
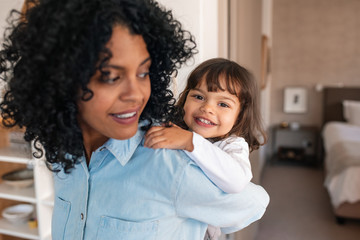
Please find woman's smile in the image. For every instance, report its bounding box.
[110,108,140,124]
[77,25,151,153]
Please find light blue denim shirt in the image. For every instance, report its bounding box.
[51,125,269,240]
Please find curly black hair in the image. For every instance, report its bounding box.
[0,0,197,172]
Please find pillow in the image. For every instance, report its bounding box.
[343,100,360,126]
[343,100,352,120]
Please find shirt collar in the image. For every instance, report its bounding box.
[102,123,146,166]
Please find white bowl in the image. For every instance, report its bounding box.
[290,122,300,130]
[2,204,34,223]
[2,168,34,188]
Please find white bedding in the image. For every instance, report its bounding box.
[322,122,360,208]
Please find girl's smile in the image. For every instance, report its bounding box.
[194,117,217,127]
[183,77,241,139]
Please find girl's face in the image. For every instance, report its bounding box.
[77,25,151,149]
[183,77,241,139]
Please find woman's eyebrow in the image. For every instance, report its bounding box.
[105,57,151,70]
[140,57,151,66]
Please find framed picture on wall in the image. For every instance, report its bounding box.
[283,87,307,113]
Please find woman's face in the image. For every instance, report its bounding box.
[77,25,151,149]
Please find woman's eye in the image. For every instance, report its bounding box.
[219,102,229,108]
[138,72,150,78]
[102,76,120,83]
[100,71,120,83]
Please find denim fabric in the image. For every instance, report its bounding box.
[51,126,269,240]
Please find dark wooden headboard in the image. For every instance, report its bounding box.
[323,87,360,125]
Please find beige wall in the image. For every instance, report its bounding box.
[0,0,23,31]
[158,0,229,99]
[270,0,360,128]
[230,1,264,239]
[229,0,263,180]
[230,0,262,81]
[157,0,222,98]
[0,0,24,97]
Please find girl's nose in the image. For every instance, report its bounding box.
[200,102,214,114]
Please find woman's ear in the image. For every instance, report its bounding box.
[21,0,38,16]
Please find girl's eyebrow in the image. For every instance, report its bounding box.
[106,56,151,70]
[192,87,203,93]
[218,96,237,104]
[192,87,237,104]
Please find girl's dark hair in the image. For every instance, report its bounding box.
[0,0,196,172]
[175,58,266,152]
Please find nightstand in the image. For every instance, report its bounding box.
[272,125,319,165]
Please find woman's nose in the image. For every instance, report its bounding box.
[120,78,143,102]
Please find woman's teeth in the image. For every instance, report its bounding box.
[114,112,136,119]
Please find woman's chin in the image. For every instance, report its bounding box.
[112,125,139,140]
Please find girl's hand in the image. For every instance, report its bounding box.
[144,123,194,152]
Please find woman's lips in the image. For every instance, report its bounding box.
[110,110,139,125]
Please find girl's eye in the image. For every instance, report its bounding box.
[192,94,204,100]
[219,102,230,108]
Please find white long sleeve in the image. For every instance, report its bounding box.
[185,132,252,193]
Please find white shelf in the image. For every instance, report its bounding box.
[0,146,32,163]
[0,183,36,203]
[0,218,39,240]
[43,233,52,240]
[0,143,53,239]
[41,196,54,207]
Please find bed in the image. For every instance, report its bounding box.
[322,87,360,223]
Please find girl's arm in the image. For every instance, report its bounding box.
[186,132,252,193]
[144,125,252,193]
[144,124,194,151]
[176,164,269,234]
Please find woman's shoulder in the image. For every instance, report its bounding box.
[143,146,194,166]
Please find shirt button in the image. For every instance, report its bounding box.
[100,147,106,151]
[80,213,84,220]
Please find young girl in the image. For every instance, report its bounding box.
[1,1,269,239]
[145,58,267,239]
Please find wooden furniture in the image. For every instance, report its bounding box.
[0,144,54,240]
[272,125,319,165]
[322,87,360,223]
[322,87,360,124]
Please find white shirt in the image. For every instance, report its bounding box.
[185,132,252,194]
[185,133,253,240]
